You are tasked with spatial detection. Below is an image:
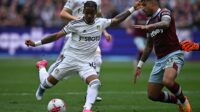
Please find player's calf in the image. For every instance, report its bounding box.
[148,91,179,104]
[84,79,101,111]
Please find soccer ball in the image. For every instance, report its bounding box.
[47,98,66,112]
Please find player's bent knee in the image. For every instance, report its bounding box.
[89,79,101,89]
[42,79,54,89]
[47,75,59,85]
[163,78,174,87]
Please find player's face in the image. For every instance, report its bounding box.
[141,0,154,17]
[83,7,97,24]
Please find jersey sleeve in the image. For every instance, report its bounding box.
[160,9,171,20]
[63,22,75,34]
[64,0,75,10]
[101,18,112,30]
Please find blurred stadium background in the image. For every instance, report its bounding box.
[0,0,200,112]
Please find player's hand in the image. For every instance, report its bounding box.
[133,25,150,31]
[134,67,141,84]
[134,0,143,10]
[180,40,199,52]
[25,39,36,47]
[104,32,112,42]
[126,28,133,35]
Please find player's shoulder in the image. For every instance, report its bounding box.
[95,18,109,22]
[160,8,171,16]
[65,0,81,5]
[69,18,85,25]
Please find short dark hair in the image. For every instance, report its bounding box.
[84,1,97,11]
[144,0,160,5]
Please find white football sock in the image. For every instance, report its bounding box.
[41,79,53,89]
[39,67,49,83]
[84,79,101,110]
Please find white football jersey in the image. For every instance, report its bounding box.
[62,18,111,62]
[64,0,101,18]
[60,0,102,55]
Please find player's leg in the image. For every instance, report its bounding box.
[148,71,180,104]
[93,46,102,101]
[163,68,191,112]
[83,75,100,112]
[163,54,191,112]
[163,68,186,104]
[148,83,181,104]
[148,60,183,105]
[36,57,71,101]
[79,64,101,112]
[36,60,59,100]
[36,75,58,100]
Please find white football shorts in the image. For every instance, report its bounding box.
[51,55,97,81]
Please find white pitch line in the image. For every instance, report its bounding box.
[0,91,199,96]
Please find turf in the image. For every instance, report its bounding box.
[0,58,199,112]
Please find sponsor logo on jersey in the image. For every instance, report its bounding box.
[79,36,100,41]
[150,29,164,37]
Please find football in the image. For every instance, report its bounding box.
[47,98,67,112]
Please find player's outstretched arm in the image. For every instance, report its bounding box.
[110,1,143,26]
[134,36,153,84]
[133,14,171,31]
[180,40,200,52]
[25,31,66,47]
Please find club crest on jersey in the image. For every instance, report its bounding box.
[78,8,81,14]
[96,25,100,30]
[150,29,164,37]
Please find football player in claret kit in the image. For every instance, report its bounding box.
[133,0,192,112]
[25,1,142,112]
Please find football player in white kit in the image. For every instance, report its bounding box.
[25,1,142,112]
[48,0,112,101]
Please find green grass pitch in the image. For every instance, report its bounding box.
[0,58,199,112]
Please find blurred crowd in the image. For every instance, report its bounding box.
[0,0,200,29]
